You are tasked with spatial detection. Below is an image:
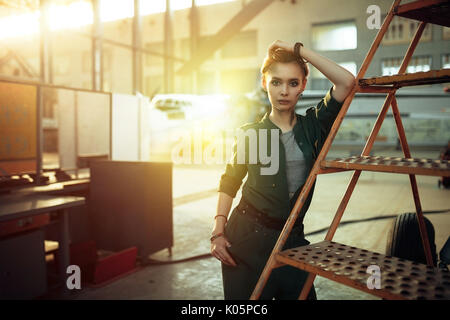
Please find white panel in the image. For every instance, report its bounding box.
[138,93,152,161]
[76,91,110,157]
[112,93,140,161]
[57,89,76,170]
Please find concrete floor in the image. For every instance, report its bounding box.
[52,148,450,300]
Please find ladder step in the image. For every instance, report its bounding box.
[395,0,450,28]
[276,240,450,300]
[321,156,450,177]
[359,69,450,88]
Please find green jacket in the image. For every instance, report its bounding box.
[219,87,343,222]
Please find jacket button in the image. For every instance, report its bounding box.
[272,184,276,187]
[242,210,246,214]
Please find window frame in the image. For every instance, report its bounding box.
[311,20,357,52]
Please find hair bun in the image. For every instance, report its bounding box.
[261,47,309,77]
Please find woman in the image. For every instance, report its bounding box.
[210,40,355,300]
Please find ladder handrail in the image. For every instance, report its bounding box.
[251,0,438,300]
[251,0,403,301]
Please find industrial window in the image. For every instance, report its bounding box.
[82,51,91,73]
[103,79,111,92]
[443,54,450,69]
[82,49,112,74]
[220,69,258,94]
[43,89,55,119]
[54,57,70,76]
[381,56,432,76]
[103,49,112,72]
[221,31,257,58]
[140,0,235,14]
[310,62,357,79]
[339,62,357,76]
[311,21,357,51]
[146,40,190,66]
[179,38,191,59]
[443,27,450,40]
[145,42,164,67]
[382,16,432,45]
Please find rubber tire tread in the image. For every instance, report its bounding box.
[386,212,437,266]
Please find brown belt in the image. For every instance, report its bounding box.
[236,197,303,231]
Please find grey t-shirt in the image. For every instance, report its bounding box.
[280,130,307,199]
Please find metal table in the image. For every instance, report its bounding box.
[0,194,85,291]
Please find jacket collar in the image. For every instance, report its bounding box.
[260,112,301,132]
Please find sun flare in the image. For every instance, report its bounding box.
[0,0,235,40]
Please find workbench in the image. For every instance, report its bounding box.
[0,193,85,298]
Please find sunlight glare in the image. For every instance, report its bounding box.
[48,1,93,30]
[0,0,236,40]
[0,12,40,39]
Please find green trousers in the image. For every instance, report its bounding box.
[222,206,317,300]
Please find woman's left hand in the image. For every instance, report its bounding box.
[268,40,294,54]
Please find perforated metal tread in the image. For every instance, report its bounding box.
[321,156,450,177]
[395,0,450,28]
[359,69,450,87]
[276,240,450,300]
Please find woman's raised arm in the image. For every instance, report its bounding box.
[268,40,355,103]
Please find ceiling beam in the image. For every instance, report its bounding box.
[176,0,274,75]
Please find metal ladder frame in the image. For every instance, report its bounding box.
[250,0,441,300]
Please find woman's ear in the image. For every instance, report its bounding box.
[301,77,308,91]
[298,77,307,96]
[296,78,308,97]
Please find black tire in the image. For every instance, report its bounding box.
[443,177,450,189]
[386,212,437,266]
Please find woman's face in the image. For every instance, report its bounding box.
[262,61,307,112]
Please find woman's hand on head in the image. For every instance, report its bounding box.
[268,40,294,55]
[211,235,237,267]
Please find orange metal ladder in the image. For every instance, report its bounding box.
[250,0,450,300]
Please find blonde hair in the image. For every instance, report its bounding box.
[260,48,309,78]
